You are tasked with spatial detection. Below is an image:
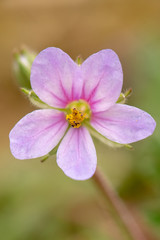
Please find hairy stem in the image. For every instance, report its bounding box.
[92,167,147,240]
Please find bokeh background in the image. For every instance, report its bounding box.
[0,0,160,239]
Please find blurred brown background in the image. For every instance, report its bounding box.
[0,0,160,239]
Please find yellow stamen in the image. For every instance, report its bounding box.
[66,108,87,128]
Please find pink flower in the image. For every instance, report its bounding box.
[9,48,156,180]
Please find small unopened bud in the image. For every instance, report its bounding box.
[13,46,37,89]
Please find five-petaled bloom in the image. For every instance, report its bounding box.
[9,48,156,180]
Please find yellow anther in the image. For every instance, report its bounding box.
[66,108,87,128]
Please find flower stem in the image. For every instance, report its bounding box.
[92,167,147,240]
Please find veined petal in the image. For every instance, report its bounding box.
[9,110,68,159]
[31,47,83,108]
[57,127,97,180]
[91,104,156,144]
[81,49,123,112]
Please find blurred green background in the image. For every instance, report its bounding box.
[0,0,160,239]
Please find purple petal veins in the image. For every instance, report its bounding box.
[81,49,123,112]
[57,127,97,180]
[31,47,83,108]
[9,110,67,159]
[91,104,156,144]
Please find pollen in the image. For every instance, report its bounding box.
[66,108,87,128]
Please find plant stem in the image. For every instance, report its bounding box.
[92,167,147,240]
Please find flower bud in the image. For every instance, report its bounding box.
[12,47,36,89]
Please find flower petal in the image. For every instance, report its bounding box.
[9,110,68,159]
[91,104,156,144]
[81,49,123,112]
[57,127,97,180]
[31,47,82,108]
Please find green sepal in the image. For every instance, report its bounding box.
[40,145,59,163]
[21,88,67,112]
[117,88,132,104]
[85,122,133,149]
[75,55,83,65]
[49,145,59,156]
[40,154,50,163]
[40,126,70,163]
[21,88,51,109]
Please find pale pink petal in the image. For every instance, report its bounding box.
[31,47,83,108]
[81,49,123,112]
[91,104,156,144]
[9,110,67,159]
[57,127,97,180]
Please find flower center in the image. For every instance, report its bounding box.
[65,100,91,128]
[66,108,86,128]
